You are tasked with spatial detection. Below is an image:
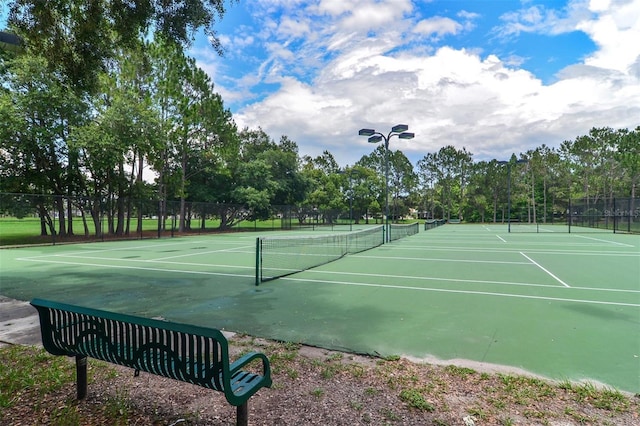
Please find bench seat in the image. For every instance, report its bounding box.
[31,298,271,426]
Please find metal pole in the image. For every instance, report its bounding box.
[507,164,512,233]
[384,136,390,242]
[349,184,353,232]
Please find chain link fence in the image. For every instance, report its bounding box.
[0,193,385,245]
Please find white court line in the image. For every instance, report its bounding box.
[395,245,640,256]
[574,235,635,247]
[22,254,256,270]
[496,235,507,243]
[520,252,570,288]
[356,255,531,265]
[16,240,252,260]
[154,245,254,261]
[16,257,255,277]
[304,270,640,293]
[282,277,640,308]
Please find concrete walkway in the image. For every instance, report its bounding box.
[0,296,42,348]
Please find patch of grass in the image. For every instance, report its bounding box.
[564,406,592,424]
[571,382,628,412]
[523,408,551,420]
[399,388,435,412]
[467,406,487,420]
[0,345,75,409]
[379,407,400,421]
[49,401,82,426]
[348,363,366,378]
[445,365,476,378]
[349,400,364,411]
[488,396,506,410]
[498,374,556,404]
[327,352,343,362]
[321,363,342,379]
[281,341,302,352]
[283,366,299,379]
[364,387,380,396]
[310,388,325,398]
[103,387,132,425]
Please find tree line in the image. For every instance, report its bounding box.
[1,1,639,237]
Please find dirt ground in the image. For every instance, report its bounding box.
[2,335,638,426]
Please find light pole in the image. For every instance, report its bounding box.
[347,169,360,231]
[498,158,528,233]
[359,125,414,242]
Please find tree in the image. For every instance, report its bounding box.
[0,53,87,236]
[70,44,162,237]
[388,150,417,220]
[422,146,473,221]
[7,0,236,93]
[416,153,439,219]
[617,127,640,198]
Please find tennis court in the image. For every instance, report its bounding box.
[0,224,638,393]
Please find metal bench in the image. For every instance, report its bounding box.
[31,298,272,426]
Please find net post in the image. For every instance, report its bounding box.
[568,198,572,234]
[255,237,261,286]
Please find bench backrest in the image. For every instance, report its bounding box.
[31,298,232,393]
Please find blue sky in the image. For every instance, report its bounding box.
[3,1,639,166]
[190,0,640,166]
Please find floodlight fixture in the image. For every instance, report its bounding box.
[391,124,409,133]
[358,128,376,136]
[398,132,414,139]
[368,135,383,144]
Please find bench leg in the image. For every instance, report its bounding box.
[236,402,248,426]
[76,355,88,400]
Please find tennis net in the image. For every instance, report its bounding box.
[256,226,384,284]
[388,222,420,241]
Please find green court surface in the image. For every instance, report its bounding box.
[1,224,638,393]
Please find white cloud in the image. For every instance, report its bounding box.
[413,16,463,38]
[578,0,640,73]
[208,0,640,165]
[495,0,593,37]
[278,16,312,38]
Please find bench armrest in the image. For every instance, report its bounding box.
[230,351,271,381]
